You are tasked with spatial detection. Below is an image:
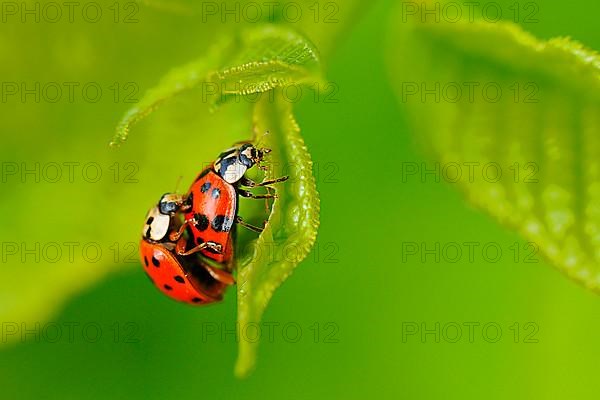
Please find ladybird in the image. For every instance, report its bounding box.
[171,143,288,264]
[140,194,234,305]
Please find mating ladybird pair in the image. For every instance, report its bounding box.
[139,141,288,305]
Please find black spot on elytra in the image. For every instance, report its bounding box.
[174,275,185,284]
[196,237,205,245]
[144,257,149,267]
[151,256,160,267]
[194,213,209,231]
[163,284,173,291]
[211,188,221,199]
[201,182,211,193]
[212,215,233,232]
[192,297,203,303]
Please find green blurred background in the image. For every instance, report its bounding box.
[2,0,600,398]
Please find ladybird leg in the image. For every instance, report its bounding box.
[179,201,192,212]
[169,220,190,242]
[175,236,187,255]
[240,176,289,188]
[180,193,195,212]
[235,216,264,233]
[261,175,289,186]
[177,241,223,257]
[202,266,236,285]
[238,189,277,200]
[239,176,257,187]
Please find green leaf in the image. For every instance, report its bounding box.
[387,10,600,290]
[235,91,320,378]
[109,38,231,147]
[110,26,321,147]
[206,25,322,109]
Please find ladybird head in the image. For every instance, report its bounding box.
[158,193,183,215]
[214,142,272,184]
[143,194,184,242]
[238,143,266,168]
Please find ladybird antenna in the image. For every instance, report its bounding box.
[173,175,183,193]
[256,130,270,148]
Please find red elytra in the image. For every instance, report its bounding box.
[173,143,287,263]
[181,168,238,265]
[139,240,225,305]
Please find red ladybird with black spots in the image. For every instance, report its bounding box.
[139,194,235,305]
[170,142,288,266]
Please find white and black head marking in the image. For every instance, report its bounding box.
[158,193,183,215]
[214,144,265,184]
[142,206,171,242]
[143,193,183,242]
[238,143,261,168]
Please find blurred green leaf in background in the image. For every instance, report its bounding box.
[387,0,600,291]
